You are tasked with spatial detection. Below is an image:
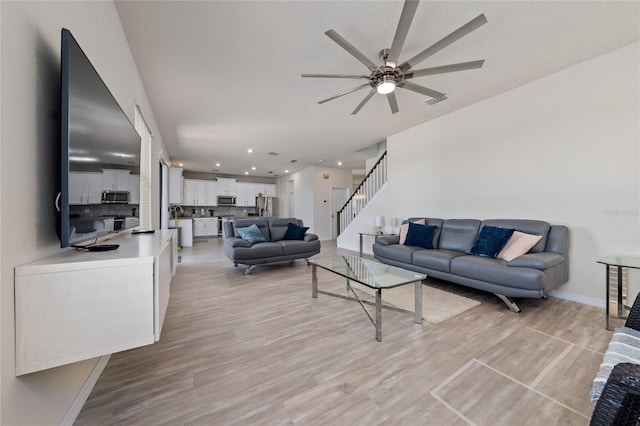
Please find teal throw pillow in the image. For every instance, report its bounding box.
[470,225,515,258]
[283,222,309,240]
[236,224,267,244]
[404,222,437,249]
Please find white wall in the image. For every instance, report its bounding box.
[279,166,352,240]
[0,2,166,424]
[339,41,640,306]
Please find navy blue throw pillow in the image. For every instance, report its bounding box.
[470,225,515,258]
[283,222,309,240]
[404,222,437,249]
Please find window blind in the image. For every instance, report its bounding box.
[134,106,152,230]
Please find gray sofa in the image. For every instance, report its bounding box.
[373,218,569,312]
[223,218,321,274]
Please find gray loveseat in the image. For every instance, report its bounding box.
[223,218,321,274]
[373,218,569,312]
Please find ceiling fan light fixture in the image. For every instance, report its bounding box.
[376,76,396,94]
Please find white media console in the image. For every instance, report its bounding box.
[14,229,178,375]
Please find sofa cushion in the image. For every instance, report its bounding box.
[400,219,425,244]
[451,255,544,290]
[236,224,268,244]
[230,242,284,261]
[373,243,422,264]
[470,225,515,258]
[404,222,437,249]
[497,231,543,261]
[439,219,481,253]
[482,219,550,253]
[283,223,309,240]
[233,219,270,240]
[412,249,466,273]
[268,218,301,241]
[277,239,321,255]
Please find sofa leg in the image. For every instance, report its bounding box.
[244,265,256,275]
[494,294,521,313]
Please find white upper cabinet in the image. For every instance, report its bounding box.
[69,172,103,205]
[168,167,183,205]
[183,179,205,206]
[102,169,131,191]
[236,182,256,206]
[216,178,237,196]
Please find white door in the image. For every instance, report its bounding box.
[330,187,350,239]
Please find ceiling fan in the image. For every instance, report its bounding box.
[302,0,487,115]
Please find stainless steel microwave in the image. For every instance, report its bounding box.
[217,195,236,206]
[101,190,129,204]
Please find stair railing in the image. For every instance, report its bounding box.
[337,151,387,236]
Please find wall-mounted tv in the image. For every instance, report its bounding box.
[59,28,141,248]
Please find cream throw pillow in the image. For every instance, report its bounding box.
[399,219,426,245]
[497,231,542,261]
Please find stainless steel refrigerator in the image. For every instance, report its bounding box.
[256,196,278,217]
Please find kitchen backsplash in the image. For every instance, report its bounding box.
[180,206,258,217]
[70,203,139,218]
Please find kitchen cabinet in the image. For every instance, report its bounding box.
[69,172,103,205]
[236,182,256,207]
[129,174,140,204]
[102,169,131,191]
[168,167,183,204]
[14,230,177,375]
[183,179,204,206]
[261,183,277,197]
[216,178,237,196]
[184,179,217,206]
[193,217,218,237]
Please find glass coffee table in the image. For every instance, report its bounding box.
[309,255,426,341]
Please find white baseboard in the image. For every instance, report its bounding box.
[548,289,605,309]
[60,355,110,426]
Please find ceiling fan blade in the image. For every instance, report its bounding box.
[351,89,376,115]
[398,81,446,100]
[387,0,420,67]
[399,14,488,72]
[406,60,485,78]
[318,83,370,104]
[325,29,378,71]
[387,92,399,114]
[301,73,368,79]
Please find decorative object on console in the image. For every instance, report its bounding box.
[374,216,385,234]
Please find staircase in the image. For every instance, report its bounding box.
[337,151,387,236]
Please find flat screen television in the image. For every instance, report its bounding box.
[59,28,141,248]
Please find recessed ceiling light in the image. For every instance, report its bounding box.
[215,163,221,167]
[267,152,279,156]
[289,159,297,163]
[337,161,342,166]
[319,159,325,162]
[178,163,184,167]
[268,171,273,174]
[244,171,249,175]
[251,166,256,170]
[247,148,253,153]
[285,170,289,173]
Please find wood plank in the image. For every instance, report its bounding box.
[76,239,607,425]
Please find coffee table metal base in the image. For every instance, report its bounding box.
[311,264,422,342]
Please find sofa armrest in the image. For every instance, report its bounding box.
[376,235,400,246]
[590,362,640,425]
[225,237,251,248]
[507,252,565,269]
[304,233,319,242]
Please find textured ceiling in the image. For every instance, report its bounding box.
[115,0,640,177]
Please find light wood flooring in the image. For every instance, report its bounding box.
[75,238,612,425]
